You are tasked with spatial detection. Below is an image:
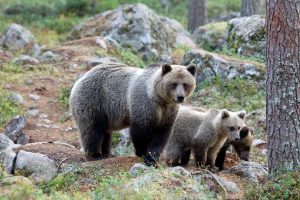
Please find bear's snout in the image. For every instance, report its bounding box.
[176,96,184,103]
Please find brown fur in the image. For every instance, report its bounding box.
[70,63,196,166]
[164,107,246,167]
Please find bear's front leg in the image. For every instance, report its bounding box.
[146,125,173,166]
[192,143,208,167]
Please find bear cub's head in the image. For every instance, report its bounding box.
[231,126,253,161]
[217,109,246,142]
[159,64,196,104]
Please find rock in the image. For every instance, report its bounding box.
[0,49,12,65]
[28,94,41,101]
[226,162,268,183]
[129,163,149,177]
[88,56,120,67]
[169,166,191,177]
[0,149,16,173]
[227,15,265,61]
[157,54,173,64]
[37,50,62,63]
[25,108,39,117]
[15,150,57,182]
[4,115,27,142]
[113,129,134,156]
[215,175,240,193]
[261,149,267,156]
[1,176,33,185]
[16,132,29,145]
[7,92,24,105]
[252,139,267,148]
[68,3,197,60]
[183,49,264,83]
[0,134,19,150]
[0,23,40,55]
[201,173,240,194]
[13,55,39,65]
[193,22,228,50]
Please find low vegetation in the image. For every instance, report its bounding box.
[246,172,300,200]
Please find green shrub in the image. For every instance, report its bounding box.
[246,172,300,200]
[0,92,24,128]
[58,87,71,109]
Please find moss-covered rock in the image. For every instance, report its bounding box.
[183,49,265,84]
[68,3,197,61]
[226,15,265,61]
[193,22,228,51]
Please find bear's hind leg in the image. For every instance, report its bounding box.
[180,149,191,166]
[79,121,108,160]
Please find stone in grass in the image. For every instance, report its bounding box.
[4,115,27,142]
[226,161,268,183]
[15,150,57,182]
[7,92,24,105]
[129,163,149,177]
[0,148,17,173]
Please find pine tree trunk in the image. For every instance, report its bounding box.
[241,0,260,16]
[266,0,300,174]
[188,0,207,33]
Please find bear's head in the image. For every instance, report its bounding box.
[158,64,196,104]
[216,109,246,142]
[231,126,253,161]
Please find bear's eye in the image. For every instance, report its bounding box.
[183,83,188,89]
[229,127,235,131]
[244,146,250,151]
[171,83,177,88]
[238,126,240,130]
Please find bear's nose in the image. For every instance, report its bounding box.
[177,96,184,103]
[235,138,240,142]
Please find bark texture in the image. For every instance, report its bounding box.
[188,0,207,32]
[241,0,260,16]
[266,0,300,174]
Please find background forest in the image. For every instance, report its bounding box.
[0,0,299,199]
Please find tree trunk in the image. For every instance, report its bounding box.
[241,0,260,16]
[266,0,300,174]
[188,0,207,33]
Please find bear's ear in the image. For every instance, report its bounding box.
[187,64,196,76]
[162,63,172,75]
[221,109,230,119]
[240,126,249,138]
[237,110,246,119]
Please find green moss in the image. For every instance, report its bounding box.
[57,87,71,109]
[192,76,265,112]
[246,172,300,200]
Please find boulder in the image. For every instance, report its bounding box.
[0,134,19,150]
[0,23,40,55]
[193,22,228,50]
[68,3,197,60]
[4,115,27,142]
[1,175,33,185]
[183,49,264,83]
[226,162,268,183]
[13,55,39,65]
[88,56,120,67]
[0,149,16,173]
[14,150,57,182]
[227,15,265,61]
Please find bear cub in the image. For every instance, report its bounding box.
[215,126,254,170]
[164,107,246,167]
[70,63,196,166]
